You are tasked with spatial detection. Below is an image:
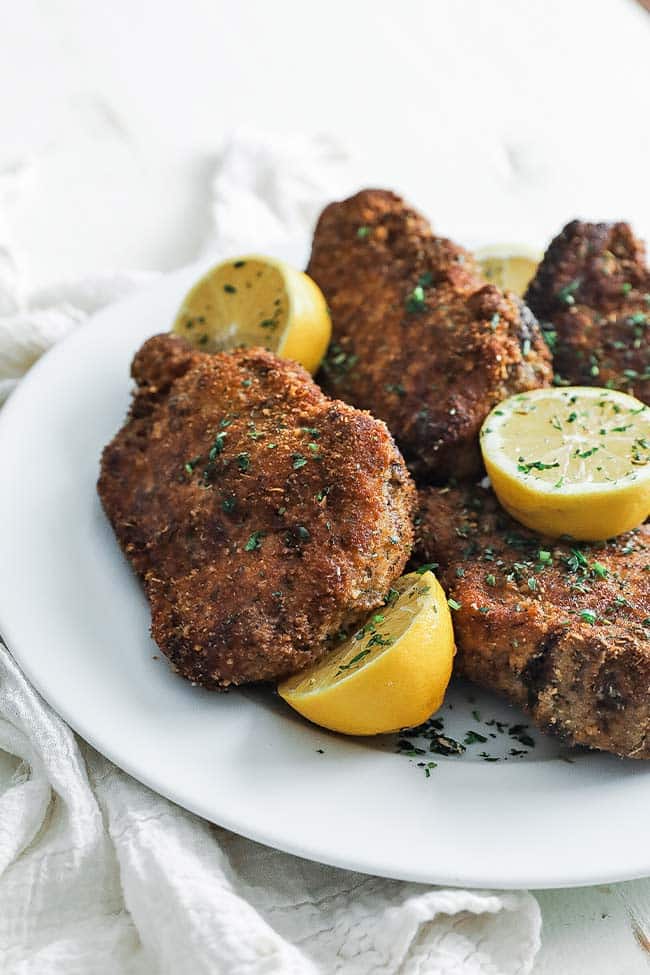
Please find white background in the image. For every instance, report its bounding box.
[2,0,650,971]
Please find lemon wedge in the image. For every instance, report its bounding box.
[172,255,331,374]
[476,244,541,296]
[480,386,650,540]
[278,571,455,736]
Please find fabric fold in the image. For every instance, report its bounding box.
[0,129,542,975]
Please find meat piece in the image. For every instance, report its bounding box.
[412,483,650,758]
[307,189,552,482]
[99,334,415,688]
[526,220,650,401]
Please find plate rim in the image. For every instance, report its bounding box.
[2,257,650,891]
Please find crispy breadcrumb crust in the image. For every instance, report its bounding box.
[412,483,650,759]
[526,220,650,401]
[98,334,415,688]
[308,189,552,481]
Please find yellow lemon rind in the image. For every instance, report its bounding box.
[278,572,454,737]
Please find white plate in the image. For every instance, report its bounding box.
[1,246,649,891]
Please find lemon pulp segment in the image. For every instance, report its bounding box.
[172,255,331,374]
[476,244,541,297]
[277,571,455,736]
[480,386,650,540]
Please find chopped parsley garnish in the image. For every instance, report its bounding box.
[337,649,371,674]
[366,632,393,649]
[416,563,439,574]
[557,278,581,305]
[209,431,227,459]
[406,284,427,314]
[221,496,236,513]
[237,452,250,472]
[464,730,488,745]
[223,283,237,294]
[580,609,597,624]
[447,598,461,611]
[183,455,201,475]
[292,454,308,470]
[245,531,264,552]
[517,458,560,475]
[356,225,371,239]
[543,328,557,351]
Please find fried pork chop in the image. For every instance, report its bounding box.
[307,189,552,482]
[526,220,650,401]
[98,334,415,688]
[412,483,650,758]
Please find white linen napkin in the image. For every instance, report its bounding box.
[0,132,542,975]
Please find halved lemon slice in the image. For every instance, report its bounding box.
[480,386,650,540]
[172,255,331,374]
[278,571,455,736]
[476,244,541,296]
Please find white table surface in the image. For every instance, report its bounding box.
[2,1,650,971]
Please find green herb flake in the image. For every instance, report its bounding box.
[337,649,371,675]
[557,278,581,305]
[237,452,251,472]
[292,454,308,470]
[183,455,201,475]
[464,730,488,745]
[245,531,264,552]
[406,284,427,314]
[209,431,227,459]
[448,597,461,611]
[518,458,560,475]
[416,563,439,575]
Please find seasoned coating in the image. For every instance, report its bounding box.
[308,190,552,482]
[526,220,650,401]
[412,483,650,759]
[98,334,415,688]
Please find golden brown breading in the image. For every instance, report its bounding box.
[412,483,650,758]
[98,334,415,688]
[307,190,552,482]
[526,220,650,401]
